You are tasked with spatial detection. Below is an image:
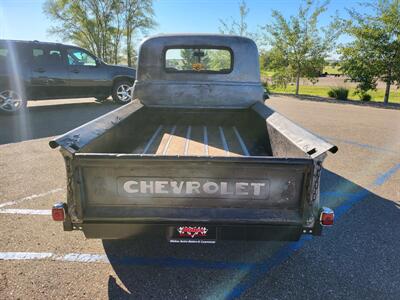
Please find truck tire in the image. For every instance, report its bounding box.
[0,89,27,114]
[112,80,133,104]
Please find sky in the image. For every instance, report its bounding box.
[0,0,363,47]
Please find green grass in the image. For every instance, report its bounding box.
[323,65,343,75]
[261,66,342,77]
[269,85,400,104]
[260,69,275,77]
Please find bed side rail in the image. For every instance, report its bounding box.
[252,102,338,158]
[49,100,143,154]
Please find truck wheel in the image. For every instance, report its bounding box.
[0,90,27,114]
[112,80,133,104]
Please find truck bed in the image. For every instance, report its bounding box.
[80,105,271,156]
[50,101,338,240]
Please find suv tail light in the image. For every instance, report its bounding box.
[52,202,66,221]
[320,207,334,226]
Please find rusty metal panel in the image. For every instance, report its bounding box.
[73,155,313,224]
[49,100,144,153]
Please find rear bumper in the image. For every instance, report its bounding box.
[60,203,328,241]
[75,222,321,241]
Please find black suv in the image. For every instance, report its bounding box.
[0,40,136,113]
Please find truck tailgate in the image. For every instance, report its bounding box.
[72,154,313,225]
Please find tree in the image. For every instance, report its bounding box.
[121,0,156,67]
[259,51,270,71]
[43,0,155,65]
[110,1,125,64]
[208,50,231,70]
[262,0,342,95]
[180,49,211,70]
[339,0,400,104]
[44,0,114,61]
[180,49,197,69]
[219,0,250,36]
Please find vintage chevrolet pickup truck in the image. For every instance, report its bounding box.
[50,34,338,242]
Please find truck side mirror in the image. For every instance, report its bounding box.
[263,92,270,100]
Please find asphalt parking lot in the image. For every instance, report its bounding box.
[0,96,399,299]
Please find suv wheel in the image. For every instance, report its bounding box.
[0,90,26,114]
[112,80,133,104]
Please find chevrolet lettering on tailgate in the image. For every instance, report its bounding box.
[118,177,270,199]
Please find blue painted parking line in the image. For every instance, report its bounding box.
[374,164,400,185]
[226,162,400,299]
[324,136,398,154]
[320,191,354,198]
[110,256,256,271]
[226,235,312,300]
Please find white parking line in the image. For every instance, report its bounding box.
[0,188,63,208]
[0,252,251,270]
[0,252,54,260]
[0,252,109,263]
[61,253,109,263]
[0,209,51,215]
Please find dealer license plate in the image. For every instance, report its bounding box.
[167,225,217,244]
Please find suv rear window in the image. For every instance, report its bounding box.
[32,47,63,65]
[0,47,8,64]
[165,47,233,73]
[0,48,8,57]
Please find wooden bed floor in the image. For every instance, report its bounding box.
[132,125,253,156]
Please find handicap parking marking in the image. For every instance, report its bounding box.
[0,188,63,208]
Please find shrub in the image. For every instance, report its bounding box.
[327,89,336,98]
[327,87,349,100]
[360,93,371,102]
[262,82,270,94]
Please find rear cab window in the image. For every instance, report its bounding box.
[165,47,233,73]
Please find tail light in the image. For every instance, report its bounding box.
[52,202,66,221]
[320,207,334,226]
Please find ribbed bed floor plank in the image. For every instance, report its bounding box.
[132,124,252,156]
